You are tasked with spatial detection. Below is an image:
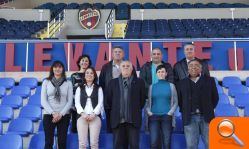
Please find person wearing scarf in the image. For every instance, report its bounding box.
[41,60,73,149]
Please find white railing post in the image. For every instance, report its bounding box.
[58,13,61,32]
[53,18,55,37]
[47,22,50,38]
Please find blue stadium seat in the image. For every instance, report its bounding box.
[28,94,41,107]
[0,105,13,122]
[66,133,78,149]
[168,3,181,9]
[234,93,249,109]
[228,85,249,97]
[171,133,186,149]
[19,105,42,122]
[104,3,116,9]
[0,121,2,134]
[11,86,31,98]
[0,134,22,149]
[130,3,142,9]
[216,85,224,94]
[1,95,22,109]
[143,3,155,9]
[35,86,41,95]
[222,76,241,88]
[218,93,230,105]
[99,133,113,149]
[244,106,249,116]
[0,78,15,89]
[29,132,56,149]
[246,77,249,87]
[29,132,45,149]
[140,133,150,149]
[19,77,38,89]
[93,3,104,9]
[7,118,33,137]
[215,104,239,117]
[0,86,6,98]
[173,116,184,133]
[155,3,168,9]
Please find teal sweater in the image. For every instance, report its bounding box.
[151,80,171,115]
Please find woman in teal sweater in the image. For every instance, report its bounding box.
[146,64,178,149]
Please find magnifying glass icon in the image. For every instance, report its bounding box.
[217,119,244,147]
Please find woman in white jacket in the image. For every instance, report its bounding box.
[75,67,103,149]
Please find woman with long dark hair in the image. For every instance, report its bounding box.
[75,67,103,149]
[70,55,92,133]
[41,60,73,149]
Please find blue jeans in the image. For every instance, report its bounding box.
[184,115,209,149]
[149,114,172,149]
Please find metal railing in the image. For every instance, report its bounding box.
[46,9,65,38]
[105,9,115,39]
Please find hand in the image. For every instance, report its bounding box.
[52,113,62,123]
[85,113,96,121]
[81,113,88,120]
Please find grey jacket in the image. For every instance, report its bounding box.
[41,79,73,116]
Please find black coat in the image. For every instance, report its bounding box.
[140,61,174,96]
[173,58,210,83]
[105,77,146,129]
[176,76,219,126]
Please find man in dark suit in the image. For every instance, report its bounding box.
[105,61,146,149]
[177,59,218,149]
[173,43,210,83]
[99,46,137,132]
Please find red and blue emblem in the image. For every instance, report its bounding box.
[78,8,101,30]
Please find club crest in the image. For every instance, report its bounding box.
[78,8,101,30]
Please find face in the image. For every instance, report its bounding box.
[120,61,133,77]
[184,45,195,60]
[157,68,167,80]
[53,65,63,77]
[112,48,124,61]
[79,57,90,69]
[85,68,95,83]
[152,49,163,64]
[188,61,202,77]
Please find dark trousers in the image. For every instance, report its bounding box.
[43,114,70,149]
[71,109,78,133]
[149,114,172,149]
[105,109,112,133]
[112,123,140,149]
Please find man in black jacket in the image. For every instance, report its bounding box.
[177,59,218,149]
[99,46,137,133]
[105,61,146,149]
[173,43,210,83]
[140,47,174,95]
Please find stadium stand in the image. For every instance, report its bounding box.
[125,19,249,38]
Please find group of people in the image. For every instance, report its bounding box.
[41,43,219,149]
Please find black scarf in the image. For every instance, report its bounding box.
[51,77,65,102]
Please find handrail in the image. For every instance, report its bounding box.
[105,9,115,39]
[46,9,65,38]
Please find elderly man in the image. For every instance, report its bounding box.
[140,47,174,95]
[173,43,210,83]
[176,59,218,149]
[105,61,146,149]
[99,46,137,132]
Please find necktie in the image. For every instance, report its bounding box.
[123,79,128,89]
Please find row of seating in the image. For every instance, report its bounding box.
[36,2,249,10]
[125,19,249,38]
[0,19,47,39]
